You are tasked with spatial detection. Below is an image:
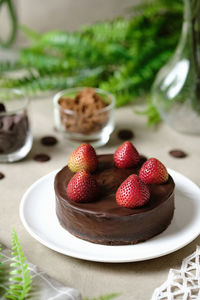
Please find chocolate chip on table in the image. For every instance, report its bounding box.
[169,149,188,158]
[117,129,134,140]
[33,154,51,162]
[0,103,6,113]
[0,172,5,180]
[41,136,58,146]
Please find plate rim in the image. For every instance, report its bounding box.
[19,168,200,263]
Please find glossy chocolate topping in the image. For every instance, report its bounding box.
[55,154,175,245]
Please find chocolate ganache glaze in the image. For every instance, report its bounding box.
[54,154,175,245]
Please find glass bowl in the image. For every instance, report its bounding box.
[53,87,115,147]
[0,88,32,162]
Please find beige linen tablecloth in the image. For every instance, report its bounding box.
[0,96,200,300]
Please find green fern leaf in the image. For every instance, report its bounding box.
[84,293,120,300]
[135,97,161,126]
[0,244,2,270]
[20,24,41,42]
[5,229,32,300]
[0,61,22,74]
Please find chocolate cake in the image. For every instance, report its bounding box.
[54,154,175,245]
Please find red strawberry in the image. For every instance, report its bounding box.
[116,174,150,208]
[68,143,98,173]
[139,158,168,184]
[67,170,98,202]
[114,141,140,169]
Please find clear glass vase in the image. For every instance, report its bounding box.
[152,0,200,134]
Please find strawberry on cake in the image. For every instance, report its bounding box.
[54,142,175,245]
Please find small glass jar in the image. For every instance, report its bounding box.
[53,87,115,147]
[0,89,32,162]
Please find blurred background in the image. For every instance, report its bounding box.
[0,0,137,45]
[0,0,185,129]
[2,0,200,134]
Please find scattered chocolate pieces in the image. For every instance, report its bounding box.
[0,113,29,154]
[169,149,188,158]
[33,154,50,162]
[41,136,58,147]
[117,129,134,140]
[0,172,5,179]
[0,103,6,113]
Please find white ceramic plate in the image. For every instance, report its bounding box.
[20,169,200,263]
